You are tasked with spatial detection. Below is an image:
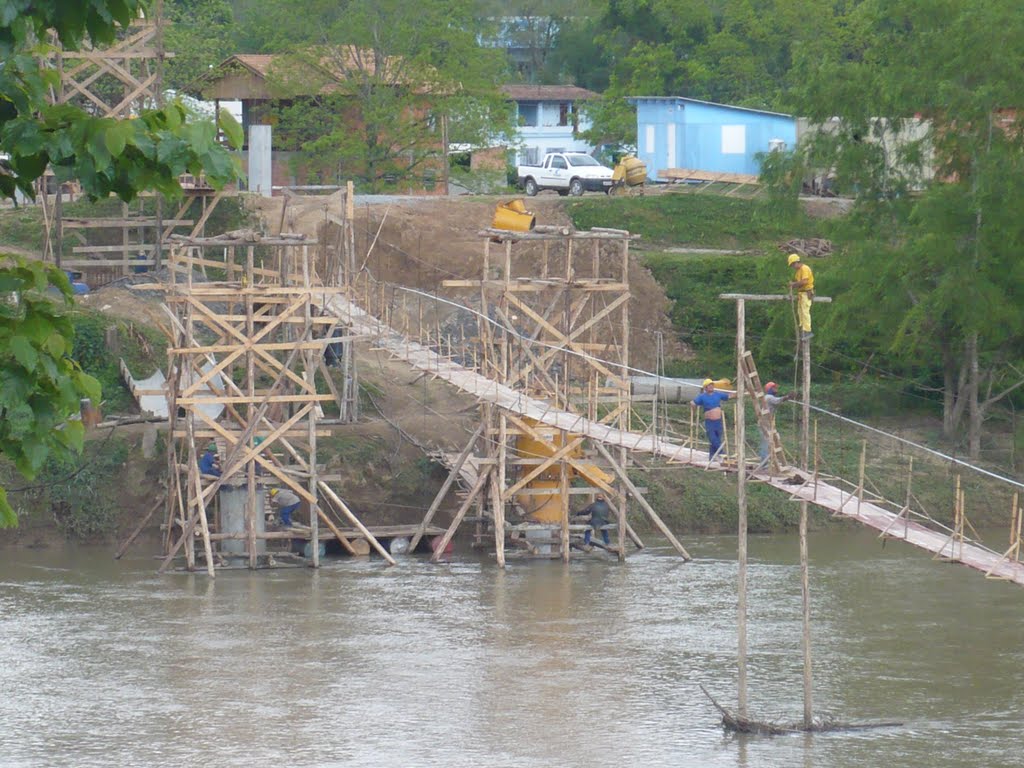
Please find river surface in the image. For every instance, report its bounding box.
[1,529,1022,767]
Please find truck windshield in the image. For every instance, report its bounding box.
[566,155,600,167]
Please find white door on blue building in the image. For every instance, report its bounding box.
[667,123,677,169]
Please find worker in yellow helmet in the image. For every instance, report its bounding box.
[690,378,729,462]
[787,253,815,340]
[268,487,300,528]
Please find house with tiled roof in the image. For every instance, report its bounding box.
[500,85,599,166]
[189,51,444,194]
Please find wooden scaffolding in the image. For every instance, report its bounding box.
[158,234,393,574]
[39,1,228,283]
[410,225,688,564]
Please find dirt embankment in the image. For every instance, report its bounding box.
[253,193,687,371]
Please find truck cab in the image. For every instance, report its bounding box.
[517,152,614,197]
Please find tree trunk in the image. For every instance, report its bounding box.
[967,332,981,459]
[942,337,957,438]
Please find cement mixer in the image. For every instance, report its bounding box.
[609,155,647,196]
[513,417,613,523]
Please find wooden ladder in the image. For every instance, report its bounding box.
[741,351,785,473]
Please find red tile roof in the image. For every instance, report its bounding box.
[500,85,598,102]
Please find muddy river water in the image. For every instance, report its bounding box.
[1,528,1022,767]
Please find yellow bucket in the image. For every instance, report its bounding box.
[492,200,535,232]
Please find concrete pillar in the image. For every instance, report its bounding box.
[248,125,273,197]
[219,486,265,556]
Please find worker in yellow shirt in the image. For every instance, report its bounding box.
[787,253,814,340]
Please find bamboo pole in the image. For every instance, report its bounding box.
[246,245,257,569]
[318,482,396,565]
[114,493,166,560]
[188,444,216,577]
[856,439,867,515]
[495,413,507,567]
[593,441,691,560]
[183,266,197,571]
[560,445,570,562]
[735,298,748,718]
[799,332,813,729]
[303,247,320,568]
[409,425,484,552]
[431,468,492,562]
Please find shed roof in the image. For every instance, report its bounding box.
[501,84,597,102]
[627,96,793,119]
[189,49,402,100]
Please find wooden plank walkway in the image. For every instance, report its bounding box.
[325,295,1024,586]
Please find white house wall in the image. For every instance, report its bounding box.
[513,101,596,166]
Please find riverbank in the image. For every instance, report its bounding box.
[3,191,1019,550]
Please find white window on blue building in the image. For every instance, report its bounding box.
[722,125,746,154]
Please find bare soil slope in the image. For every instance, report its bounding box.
[252,194,686,370]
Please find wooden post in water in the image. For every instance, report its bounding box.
[495,412,507,567]
[799,332,813,729]
[735,298,749,717]
[856,439,867,514]
[719,292,829,729]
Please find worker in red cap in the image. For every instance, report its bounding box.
[758,381,794,469]
[787,253,815,340]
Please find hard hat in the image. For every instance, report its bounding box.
[254,437,264,446]
[269,488,278,496]
[206,442,217,451]
[595,494,604,500]
[787,253,801,266]
[702,378,713,387]
[764,381,777,393]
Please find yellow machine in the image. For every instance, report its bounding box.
[491,199,536,232]
[513,418,613,524]
[609,155,647,196]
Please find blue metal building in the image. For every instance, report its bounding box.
[628,97,797,180]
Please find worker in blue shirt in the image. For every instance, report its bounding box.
[198,443,221,477]
[691,379,730,462]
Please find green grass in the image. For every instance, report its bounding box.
[70,309,167,414]
[567,192,825,249]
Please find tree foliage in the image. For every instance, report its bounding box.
[248,0,514,191]
[0,0,243,525]
[164,0,236,91]
[0,259,100,525]
[787,0,1024,456]
[557,0,843,147]
[0,0,243,202]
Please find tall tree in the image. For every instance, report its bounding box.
[264,0,513,191]
[0,0,242,525]
[164,0,236,92]
[472,0,602,84]
[790,0,1024,457]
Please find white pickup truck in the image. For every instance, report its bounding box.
[516,152,614,196]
